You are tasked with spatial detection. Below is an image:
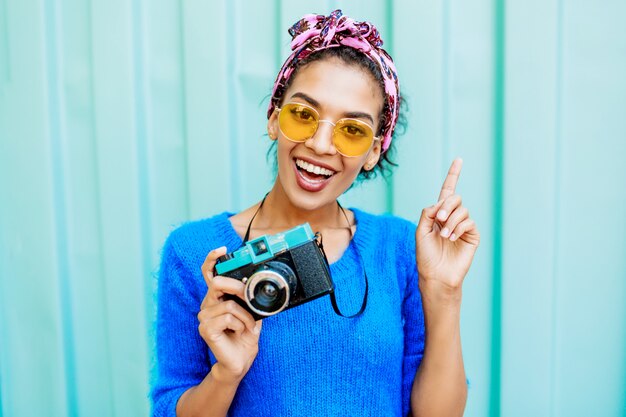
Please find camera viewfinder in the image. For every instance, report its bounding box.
[252,240,268,256]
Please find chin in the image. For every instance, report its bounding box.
[280,178,337,212]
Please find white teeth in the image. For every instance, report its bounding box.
[295,159,335,177]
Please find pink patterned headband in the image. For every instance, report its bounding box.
[267,9,400,152]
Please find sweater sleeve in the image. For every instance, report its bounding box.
[400,222,426,417]
[151,235,211,417]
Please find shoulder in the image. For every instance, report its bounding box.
[162,212,239,272]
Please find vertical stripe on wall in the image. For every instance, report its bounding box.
[490,0,504,414]
[44,0,76,413]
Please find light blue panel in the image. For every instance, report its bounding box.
[392,0,446,217]
[392,4,497,416]
[554,0,626,414]
[57,0,115,415]
[0,0,70,415]
[446,1,496,416]
[181,0,235,219]
[0,0,8,86]
[231,0,279,211]
[90,1,150,415]
[143,0,190,268]
[500,0,560,416]
[145,0,189,219]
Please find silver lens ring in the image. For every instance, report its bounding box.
[245,270,290,317]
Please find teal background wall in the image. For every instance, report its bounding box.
[0,0,625,416]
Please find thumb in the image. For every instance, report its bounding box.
[416,199,445,237]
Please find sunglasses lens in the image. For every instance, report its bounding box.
[333,119,375,157]
[278,103,318,142]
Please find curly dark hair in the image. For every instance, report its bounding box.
[267,46,407,183]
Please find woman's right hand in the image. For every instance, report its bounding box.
[198,247,262,384]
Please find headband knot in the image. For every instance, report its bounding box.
[269,10,400,152]
[289,10,383,54]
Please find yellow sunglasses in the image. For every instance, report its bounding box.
[275,102,380,157]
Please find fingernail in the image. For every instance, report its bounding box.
[450,233,457,241]
[440,227,450,238]
[437,210,448,221]
[253,321,262,334]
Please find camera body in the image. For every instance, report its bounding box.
[214,223,334,320]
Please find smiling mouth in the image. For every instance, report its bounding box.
[294,158,336,182]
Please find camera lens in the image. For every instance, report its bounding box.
[253,281,282,309]
[245,262,297,317]
[247,274,287,315]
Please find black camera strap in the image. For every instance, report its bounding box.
[316,219,368,318]
[243,194,368,318]
[331,201,368,318]
[243,193,268,243]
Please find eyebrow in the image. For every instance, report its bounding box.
[288,92,375,125]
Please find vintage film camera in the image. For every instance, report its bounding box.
[214,224,334,320]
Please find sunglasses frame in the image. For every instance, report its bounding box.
[274,102,381,158]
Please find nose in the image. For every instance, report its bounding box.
[304,120,337,155]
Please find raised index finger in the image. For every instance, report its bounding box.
[437,158,463,202]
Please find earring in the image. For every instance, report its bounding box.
[268,130,277,140]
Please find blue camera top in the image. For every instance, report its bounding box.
[215,223,316,275]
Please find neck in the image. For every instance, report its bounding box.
[255,180,346,232]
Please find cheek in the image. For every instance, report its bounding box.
[276,140,296,169]
[341,158,367,180]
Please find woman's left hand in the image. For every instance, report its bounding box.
[415,158,480,295]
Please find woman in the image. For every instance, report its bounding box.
[151,10,479,417]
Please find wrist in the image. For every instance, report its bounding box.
[210,363,246,386]
[419,278,463,309]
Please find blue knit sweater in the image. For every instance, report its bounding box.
[151,208,425,417]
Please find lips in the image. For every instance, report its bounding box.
[292,157,337,192]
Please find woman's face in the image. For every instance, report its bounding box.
[267,58,384,211]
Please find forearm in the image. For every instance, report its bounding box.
[410,282,467,417]
[176,364,241,417]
